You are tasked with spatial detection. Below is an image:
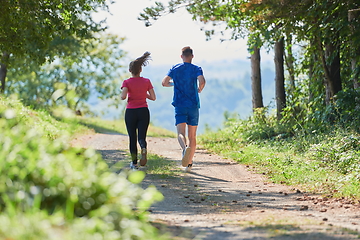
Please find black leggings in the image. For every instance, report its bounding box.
[125,107,150,164]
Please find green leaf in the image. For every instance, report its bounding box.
[128,170,146,184]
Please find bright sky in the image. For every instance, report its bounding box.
[95,0,257,65]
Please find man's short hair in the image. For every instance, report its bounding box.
[182,46,193,57]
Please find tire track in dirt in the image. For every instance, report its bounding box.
[73,133,360,240]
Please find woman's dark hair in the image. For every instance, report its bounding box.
[129,51,151,76]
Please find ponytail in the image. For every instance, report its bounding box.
[129,51,151,75]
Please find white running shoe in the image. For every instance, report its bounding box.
[185,163,193,172]
[182,147,191,167]
[130,162,139,170]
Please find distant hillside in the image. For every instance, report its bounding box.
[90,59,275,134]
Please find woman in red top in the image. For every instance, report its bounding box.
[121,52,156,170]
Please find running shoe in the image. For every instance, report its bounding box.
[182,147,191,167]
[185,163,193,172]
[130,162,139,170]
[140,148,147,166]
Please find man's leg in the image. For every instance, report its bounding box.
[187,125,197,164]
[177,123,192,167]
[176,123,187,150]
[186,107,199,165]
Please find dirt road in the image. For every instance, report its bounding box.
[73,133,360,239]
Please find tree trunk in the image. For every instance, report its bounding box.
[318,37,342,105]
[0,52,9,94]
[251,46,264,110]
[274,37,286,121]
[284,34,295,92]
[325,41,342,103]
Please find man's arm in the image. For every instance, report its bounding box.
[162,76,174,87]
[197,75,206,93]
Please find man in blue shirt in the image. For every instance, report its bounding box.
[162,46,206,172]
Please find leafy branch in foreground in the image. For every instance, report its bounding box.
[0,98,168,239]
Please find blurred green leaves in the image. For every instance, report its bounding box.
[128,171,146,184]
[7,33,128,116]
[0,97,167,239]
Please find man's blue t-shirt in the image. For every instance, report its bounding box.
[167,62,203,108]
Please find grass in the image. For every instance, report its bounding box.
[145,154,183,178]
[199,119,360,199]
[0,97,93,140]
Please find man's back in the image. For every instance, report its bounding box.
[168,62,203,108]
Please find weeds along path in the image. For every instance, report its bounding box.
[73,133,360,239]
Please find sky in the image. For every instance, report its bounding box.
[94,0,271,66]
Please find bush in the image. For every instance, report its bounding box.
[308,133,360,174]
[0,99,167,239]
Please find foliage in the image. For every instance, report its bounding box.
[140,0,360,137]
[328,89,360,130]
[308,133,360,174]
[7,33,128,114]
[0,97,168,239]
[0,0,108,64]
[280,86,360,133]
[221,108,289,142]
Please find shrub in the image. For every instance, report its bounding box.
[0,99,167,239]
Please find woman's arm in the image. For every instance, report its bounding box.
[120,87,128,100]
[147,88,156,101]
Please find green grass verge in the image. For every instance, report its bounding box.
[0,97,92,140]
[199,123,360,199]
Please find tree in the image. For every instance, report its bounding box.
[139,0,287,115]
[7,33,128,114]
[250,45,264,110]
[274,37,286,120]
[0,0,109,93]
[0,53,9,93]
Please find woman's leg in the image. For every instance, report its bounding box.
[125,108,138,164]
[137,107,150,149]
[137,108,150,166]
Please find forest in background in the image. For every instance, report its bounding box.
[141,0,360,135]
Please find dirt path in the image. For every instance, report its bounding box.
[73,133,360,239]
